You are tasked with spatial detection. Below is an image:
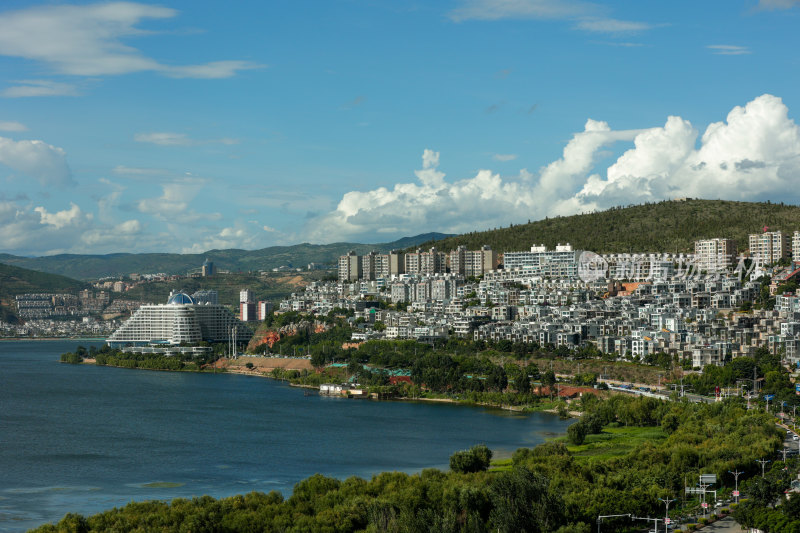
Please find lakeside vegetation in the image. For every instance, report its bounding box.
[62,309,800,415]
[31,396,784,533]
[53,315,800,531]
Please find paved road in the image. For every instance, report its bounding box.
[695,516,744,532]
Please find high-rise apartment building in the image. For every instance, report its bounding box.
[338,250,405,281]
[449,245,498,277]
[694,238,736,272]
[240,289,257,322]
[338,250,362,282]
[257,301,274,321]
[202,258,215,276]
[405,247,446,275]
[749,231,790,265]
[502,244,580,278]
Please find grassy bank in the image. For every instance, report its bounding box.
[566,425,667,460]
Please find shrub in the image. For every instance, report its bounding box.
[450,444,493,473]
[567,421,588,445]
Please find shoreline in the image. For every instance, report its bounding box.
[80,359,578,417]
[2,337,107,342]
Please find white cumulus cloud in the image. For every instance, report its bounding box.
[305,121,640,242]
[181,224,263,254]
[577,94,800,210]
[0,136,73,187]
[34,202,86,229]
[305,94,800,244]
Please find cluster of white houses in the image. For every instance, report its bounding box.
[284,231,800,369]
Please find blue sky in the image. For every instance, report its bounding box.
[1,0,799,256]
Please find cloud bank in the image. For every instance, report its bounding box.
[306,94,800,243]
[0,2,262,81]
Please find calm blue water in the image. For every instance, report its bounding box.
[0,340,571,532]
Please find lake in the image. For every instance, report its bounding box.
[0,340,572,532]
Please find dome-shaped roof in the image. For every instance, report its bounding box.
[167,292,195,305]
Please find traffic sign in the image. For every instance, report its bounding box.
[665,518,672,525]
[701,503,708,509]
[733,490,740,497]
[765,394,776,401]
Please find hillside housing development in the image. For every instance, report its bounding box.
[272,230,800,369]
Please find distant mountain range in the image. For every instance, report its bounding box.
[4,198,800,286]
[0,232,454,281]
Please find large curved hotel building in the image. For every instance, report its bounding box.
[107,291,252,348]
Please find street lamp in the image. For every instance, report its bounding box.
[597,514,631,533]
[756,458,771,478]
[729,469,744,504]
[632,516,661,533]
[659,497,675,533]
[697,481,710,519]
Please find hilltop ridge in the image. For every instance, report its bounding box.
[411,199,800,254]
[0,232,454,281]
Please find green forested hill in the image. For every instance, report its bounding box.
[0,262,88,297]
[413,199,800,254]
[0,263,89,323]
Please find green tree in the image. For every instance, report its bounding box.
[489,467,562,533]
[450,445,493,474]
[567,421,588,445]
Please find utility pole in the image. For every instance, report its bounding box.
[757,458,771,478]
[729,469,744,504]
[698,481,709,519]
[659,497,675,533]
